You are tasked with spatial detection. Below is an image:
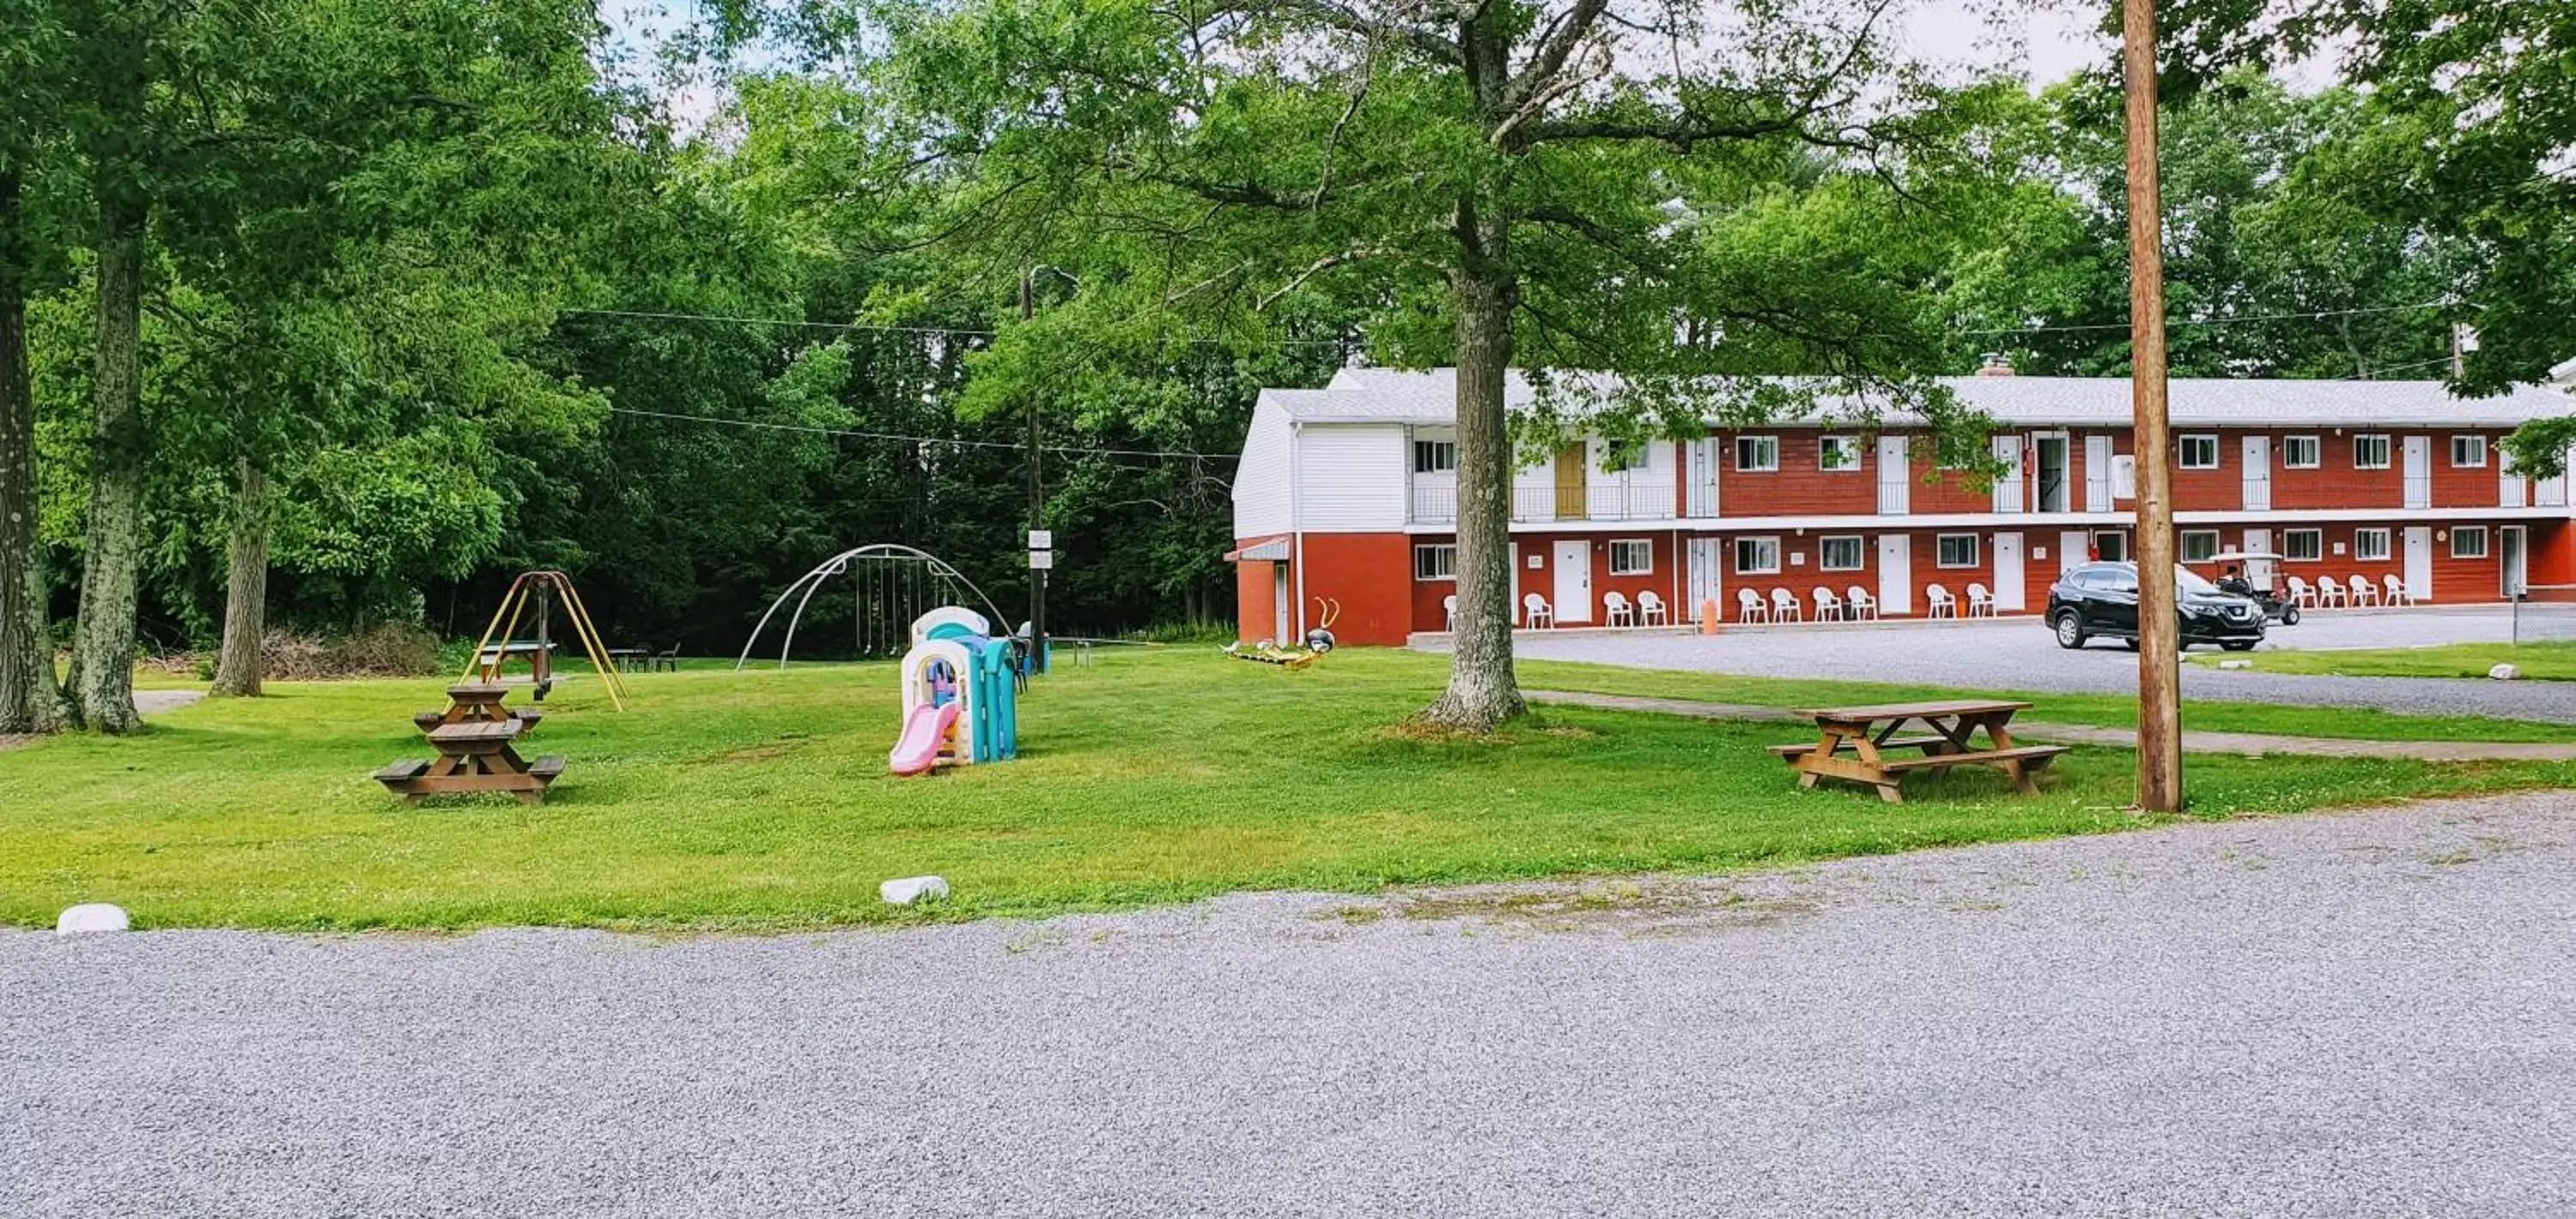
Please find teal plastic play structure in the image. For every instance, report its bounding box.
[890,607,1019,775]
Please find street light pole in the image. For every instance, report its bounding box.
[1023,266,1047,673]
[2122,0,2183,812]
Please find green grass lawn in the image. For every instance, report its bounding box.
[5,647,2570,932]
[2186,640,2576,682]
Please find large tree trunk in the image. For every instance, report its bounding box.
[70,185,149,734]
[0,169,67,734]
[210,458,269,697]
[1424,252,1526,730]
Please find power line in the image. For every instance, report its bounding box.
[1960,300,2449,338]
[2358,354,2458,379]
[562,306,1352,347]
[605,405,1218,460]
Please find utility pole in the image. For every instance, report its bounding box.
[1023,267,1048,673]
[2123,0,2183,812]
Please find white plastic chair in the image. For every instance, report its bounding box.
[1736,588,1770,623]
[1770,587,1804,623]
[1443,594,1457,630]
[2287,575,2316,609]
[1926,583,1957,619]
[1604,591,1635,627]
[2348,574,2379,607]
[1522,592,1553,628]
[1637,591,1668,626]
[1845,585,1878,621]
[1965,582,1995,618]
[1813,586,1844,622]
[2316,576,2346,609]
[2384,573,2415,607]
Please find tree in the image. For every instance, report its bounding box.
[0,0,71,733]
[878,0,1987,728]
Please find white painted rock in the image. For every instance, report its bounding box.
[2490,663,2523,682]
[56,903,130,936]
[2218,659,2252,670]
[879,876,951,906]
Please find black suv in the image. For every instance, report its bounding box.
[2047,561,2266,652]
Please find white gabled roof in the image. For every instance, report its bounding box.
[1273,367,2573,428]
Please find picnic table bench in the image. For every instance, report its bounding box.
[377,684,565,805]
[1771,699,2069,804]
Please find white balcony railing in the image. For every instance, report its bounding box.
[1410,481,1679,525]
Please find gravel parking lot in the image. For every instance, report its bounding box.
[1496,607,2576,723]
[10,793,2576,1217]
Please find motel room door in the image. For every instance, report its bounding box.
[1876,535,1913,616]
[2403,436,2433,509]
[2403,526,2433,602]
[1687,537,1723,626]
[1876,437,1910,514]
[2241,435,2271,511]
[1992,532,2026,612]
[2058,531,2090,578]
[1552,539,1593,623]
[2501,526,2529,598]
[2242,529,2275,588]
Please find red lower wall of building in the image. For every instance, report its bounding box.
[1235,555,1279,646]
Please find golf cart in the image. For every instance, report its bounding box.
[2209,550,2298,625]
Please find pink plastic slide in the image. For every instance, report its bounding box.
[890,701,962,776]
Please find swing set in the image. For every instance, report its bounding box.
[465,571,632,711]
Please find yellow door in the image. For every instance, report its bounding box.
[1553,444,1587,519]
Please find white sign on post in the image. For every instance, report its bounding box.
[1029,550,1055,571]
[1027,530,1053,550]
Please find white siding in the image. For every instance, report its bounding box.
[1294,424,1408,531]
[1231,396,1295,538]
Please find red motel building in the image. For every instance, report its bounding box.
[1227,367,2576,646]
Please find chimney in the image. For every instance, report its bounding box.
[1976,352,2016,378]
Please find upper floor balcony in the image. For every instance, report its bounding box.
[1408,481,1688,525]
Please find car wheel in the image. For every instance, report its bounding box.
[2281,606,2301,626]
[2052,611,2086,650]
[2221,640,2257,652]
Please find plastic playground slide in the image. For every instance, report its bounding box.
[889,701,962,776]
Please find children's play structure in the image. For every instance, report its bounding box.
[1224,598,1339,670]
[738,543,1013,668]
[890,608,1020,776]
[466,570,631,710]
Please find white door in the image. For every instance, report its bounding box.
[2502,526,2528,598]
[2241,435,2271,512]
[1877,535,1912,616]
[1991,435,2025,514]
[2500,464,2528,509]
[1993,531,2026,612]
[2403,435,2432,509]
[1687,537,1723,624]
[2058,530,2090,575]
[1686,439,1718,519]
[1272,563,1291,643]
[2403,526,2433,602]
[2242,528,2273,587]
[1552,540,1592,623]
[1876,436,1909,514]
[2084,435,2113,512]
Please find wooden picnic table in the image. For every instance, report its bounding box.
[475,640,557,686]
[1770,699,2068,804]
[377,686,564,805]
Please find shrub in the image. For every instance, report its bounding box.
[258,623,443,681]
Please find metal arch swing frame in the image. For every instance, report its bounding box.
[736,543,1012,670]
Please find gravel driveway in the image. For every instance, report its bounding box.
[10,794,2576,1217]
[1495,608,2576,722]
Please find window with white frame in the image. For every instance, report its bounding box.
[2181,530,2220,562]
[1819,536,1865,572]
[2451,435,2488,468]
[2354,528,2392,561]
[1818,435,1862,470]
[2179,434,2220,470]
[2284,529,2323,561]
[2094,531,2129,562]
[2354,434,2391,470]
[1935,534,1979,568]
[1734,435,1779,472]
[1607,539,1653,575]
[2452,526,2489,559]
[1605,442,1649,472]
[1734,536,1782,574]
[1412,440,1456,475]
[2283,435,2321,468]
[1413,543,1456,580]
